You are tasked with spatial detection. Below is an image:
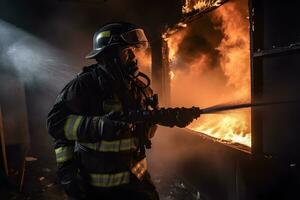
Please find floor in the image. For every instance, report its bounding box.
[1,154,204,200]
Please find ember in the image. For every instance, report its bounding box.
[164,0,251,147]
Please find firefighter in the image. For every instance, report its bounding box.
[47,22,161,199]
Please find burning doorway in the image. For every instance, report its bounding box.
[162,0,251,148]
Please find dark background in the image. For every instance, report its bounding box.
[0,0,182,61]
[0,0,182,157]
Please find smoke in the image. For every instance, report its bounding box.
[0,20,84,158]
[167,14,230,108]
[169,0,250,107]
[0,20,79,93]
[176,16,222,72]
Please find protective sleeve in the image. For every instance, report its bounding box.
[46,74,101,185]
[53,139,77,184]
[47,76,108,143]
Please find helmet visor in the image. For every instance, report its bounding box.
[121,29,149,49]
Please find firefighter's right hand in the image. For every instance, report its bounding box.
[98,111,132,140]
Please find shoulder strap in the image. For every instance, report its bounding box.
[95,65,136,112]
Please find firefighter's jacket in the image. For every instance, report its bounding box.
[47,64,157,188]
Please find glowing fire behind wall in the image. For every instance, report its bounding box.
[182,0,224,14]
[164,0,251,147]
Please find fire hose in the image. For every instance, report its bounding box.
[118,99,300,128]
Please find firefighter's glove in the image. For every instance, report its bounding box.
[174,108,196,128]
[98,111,132,140]
[157,108,195,128]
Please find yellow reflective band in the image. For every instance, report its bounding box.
[119,139,135,151]
[96,31,111,41]
[64,115,82,140]
[55,146,74,163]
[79,138,137,152]
[89,171,130,187]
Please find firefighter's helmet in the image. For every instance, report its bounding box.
[86,22,149,59]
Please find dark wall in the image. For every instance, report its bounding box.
[251,0,300,160]
[0,0,182,60]
[249,1,300,198]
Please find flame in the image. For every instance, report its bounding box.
[182,0,223,14]
[162,22,187,41]
[189,114,251,147]
[169,71,175,80]
[166,0,251,147]
[162,23,188,65]
[214,2,250,101]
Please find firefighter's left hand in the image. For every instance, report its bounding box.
[62,178,87,200]
[98,111,133,140]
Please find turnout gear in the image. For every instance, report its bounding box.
[94,111,132,141]
[47,62,158,199]
[48,22,158,199]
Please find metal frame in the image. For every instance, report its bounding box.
[249,0,264,156]
[249,0,300,158]
[253,42,300,58]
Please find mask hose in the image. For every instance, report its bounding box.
[135,72,151,88]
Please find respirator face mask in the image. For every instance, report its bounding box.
[96,28,151,88]
[117,46,151,89]
[113,29,150,87]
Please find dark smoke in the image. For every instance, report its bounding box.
[176,14,223,71]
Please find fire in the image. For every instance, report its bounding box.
[214,2,250,102]
[189,114,251,147]
[165,0,251,147]
[163,26,187,62]
[169,71,175,80]
[182,0,224,14]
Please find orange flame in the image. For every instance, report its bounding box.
[166,0,251,147]
[169,71,175,80]
[163,26,188,62]
[182,0,223,14]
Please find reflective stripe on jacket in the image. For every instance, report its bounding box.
[47,65,156,188]
[79,137,137,152]
[89,171,131,187]
[55,145,74,163]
